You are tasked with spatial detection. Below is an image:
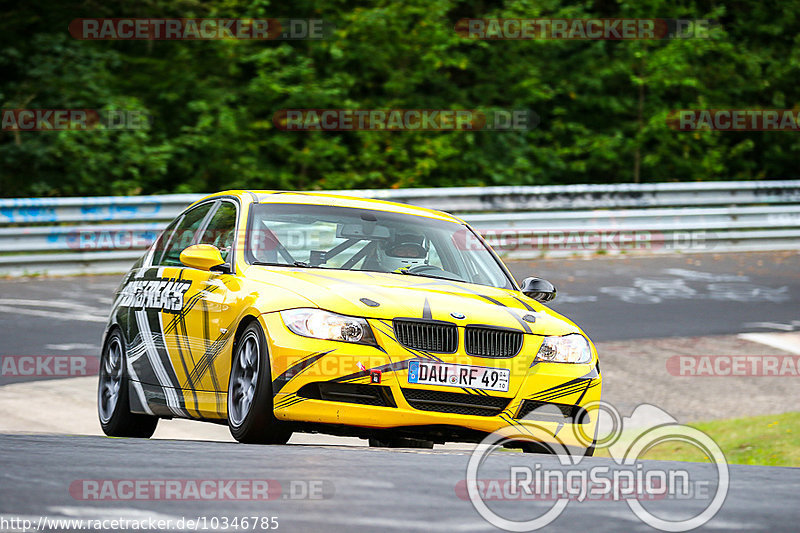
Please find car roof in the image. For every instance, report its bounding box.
[198,190,464,223]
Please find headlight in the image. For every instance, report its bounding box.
[280,308,376,345]
[535,334,592,364]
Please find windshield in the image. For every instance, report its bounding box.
[246,203,514,290]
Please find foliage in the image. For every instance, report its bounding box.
[1,0,798,197]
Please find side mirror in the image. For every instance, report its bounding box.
[180,244,227,272]
[520,277,557,302]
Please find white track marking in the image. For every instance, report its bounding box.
[0,304,106,323]
[738,332,800,355]
[742,321,797,332]
[47,506,181,521]
[663,268,749,282]
[0,298,106,325]
[0,298,104,312]
[46,343,99,351]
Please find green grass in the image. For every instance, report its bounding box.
[595,412,800,467]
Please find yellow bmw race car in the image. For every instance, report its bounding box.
[98,190,601,453]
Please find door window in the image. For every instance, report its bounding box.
[198,202,237,263]
[157,203,214,266]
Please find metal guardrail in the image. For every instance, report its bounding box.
[1,180,799,276]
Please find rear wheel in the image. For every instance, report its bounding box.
[98,329,158,438]
[227,322,292,444]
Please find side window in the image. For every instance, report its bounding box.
[198,202,237,262]
[157,203,214,266]
[150,216,182,266]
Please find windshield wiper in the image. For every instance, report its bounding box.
[251,261,315,268]
[394,268,464,282]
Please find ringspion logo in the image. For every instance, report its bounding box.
[463,402,728,531]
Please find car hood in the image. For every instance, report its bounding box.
[246,267,582,336]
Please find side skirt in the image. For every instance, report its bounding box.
[129,381,227,423]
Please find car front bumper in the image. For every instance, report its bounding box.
[261,313,602,447]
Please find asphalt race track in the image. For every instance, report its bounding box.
[1,434,798,532]
[524,251,800,342]
[0,251,798,532]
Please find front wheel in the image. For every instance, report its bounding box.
[227,322,292,444]
[97,329,158,438]
[520,440,595,457]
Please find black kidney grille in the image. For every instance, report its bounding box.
[465,327,523,358]
[393,320,457,353]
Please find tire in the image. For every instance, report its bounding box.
[98,329,159,438]
[520,440,596,456]
[520,414,598,456]
[582,442,596,457]
[227,322,292,444]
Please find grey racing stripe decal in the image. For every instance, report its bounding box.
[473,294,532,334]
[512,296,535,311]
[422,297,432,319]
[401,279,534,334]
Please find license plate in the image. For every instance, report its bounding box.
[407,360,510,392]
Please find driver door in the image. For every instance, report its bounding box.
[129,200,237,420]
